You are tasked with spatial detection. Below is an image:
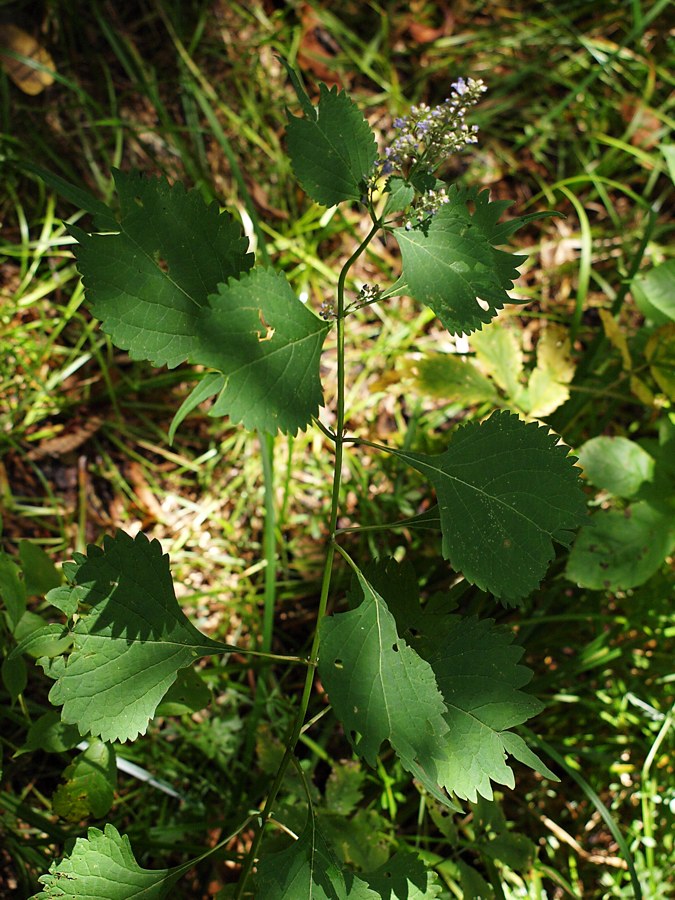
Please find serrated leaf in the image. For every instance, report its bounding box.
[72,169,253,369]
[48,531,233,743]
[256,816,378,900]
[318,570,450,768]
[390,411,587,601]
[353,560,554,802]
[566,502,675,590]
[362,852,442,899]
[577,436,655,497]
[286,83,377,207]
[194,268,329,434]
[321,561,548,804]
[52,739,117,821]
[30,824,178,899]
[419,617,549,801]
[393,187,532,334]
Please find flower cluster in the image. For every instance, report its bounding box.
[404,187,451,231]
[357,284,383,305]
[319,299,337,320]
[373,76,487,180]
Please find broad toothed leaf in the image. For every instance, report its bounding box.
[71,169,253,368]
[256,815,377,899]
[394,186,556,334]
[47,532,232,743]
[318,570,450,772]
[30,824,178,899]
[286,82,377,207]
[362,852,442,898]
[390,411,586,602]
[194,268,329,434]
[325,560,554,804]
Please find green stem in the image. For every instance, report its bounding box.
[260,430,276,655]
[233,220,380,898]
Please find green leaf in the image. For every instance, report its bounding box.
[393,187,533,334]
[72,169,253,369]
[25,162,118,232]
[2,654,26,702]
[10,623,73,659]
[0,551,26,629]
[20,710,81,755]
[414,353,499,405]
[322,562,549,804]
[390,411,587,601]
[566,502,675,590]
[52,739,117,821]
[632,259,675,324]
[168,372,224,445]
[48,531,233,743]
[18,540,61,596]
[324,760,365,817]
[577,436,655,497]
[383,176,415,215]
[155,666,211,716]
[286,83,377,207]
[362,852,442,899]
[256,816,378,899]
[318,570,450,770]
[661,144,675,184]
[319,808,390,873]
[363,558,553,801]
[30,824,178,899]
[194,268,329,434]
[646,322,675,399]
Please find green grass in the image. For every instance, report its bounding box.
[1,0,673,896]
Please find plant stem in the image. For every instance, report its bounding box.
[233,219,380,897]
[260,430,276,655]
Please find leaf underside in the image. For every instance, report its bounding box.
[30,824,177,899]
[392,410,587,602]
[47,531,230,743]
[319,561,554,804]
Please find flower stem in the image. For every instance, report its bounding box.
[233,218,380,898]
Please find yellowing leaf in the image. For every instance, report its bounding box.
[0,24,55,95]
[471,324,524,399]
[523,325,576,417]
[413,353,499,405]
[599,308,631,371]
[646,322,675,399]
